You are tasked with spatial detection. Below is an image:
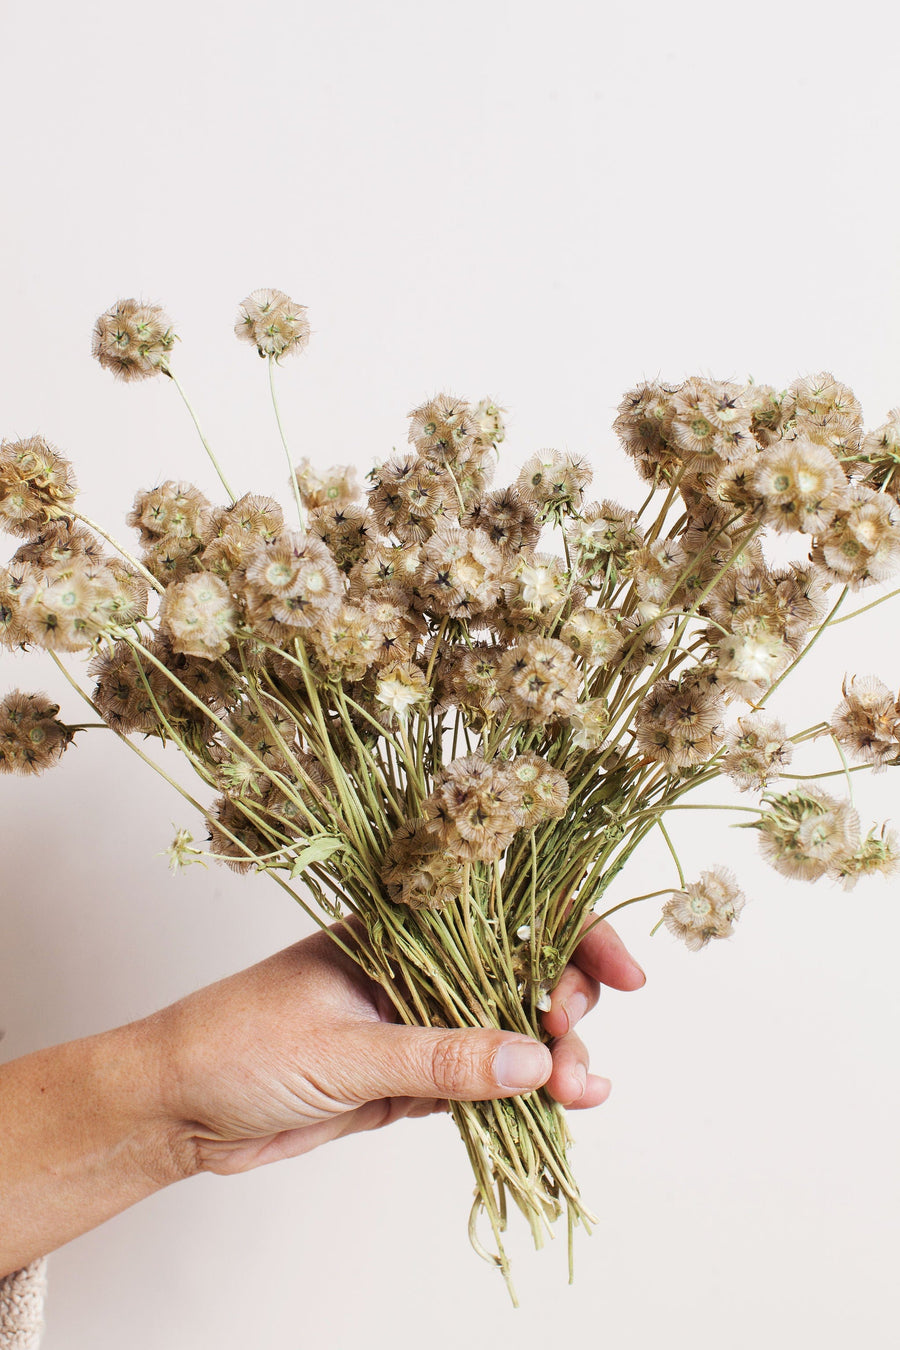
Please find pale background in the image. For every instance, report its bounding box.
[1,1,899,1346]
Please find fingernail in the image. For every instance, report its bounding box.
[565,992,588,1032]
[494,1040,552,1090]
[630,960,647,987]
[572,1063,587,1098]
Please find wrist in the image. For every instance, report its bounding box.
[0,1021,186,1275]
[100,1016,197,1189]
[123,1011,202,1186]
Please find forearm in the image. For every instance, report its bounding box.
[0,1021,182,1277]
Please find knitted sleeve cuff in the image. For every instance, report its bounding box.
[0,1259,47,1350]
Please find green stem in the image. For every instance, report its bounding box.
[826,582,900,627]
[656,817,686,888]
[831,733,856,804]
[51,652,356,955]
[117,630,312,819]
[594,888,676,923]
[443,459,467,515]
[163,365,236,503]
[630,801,761,821]
[780,763,871,781]
[268,354,304,528]
[73,512,164,595]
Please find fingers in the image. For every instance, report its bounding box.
[541,962,600,1040]
[196,1097,449,1172]
[348,1023,552,1103]
[349,1018,610,1115]
[571,918,646,991]
[544,1028,611,1110]
[540,934,626,1107]
[540,918,644,1038]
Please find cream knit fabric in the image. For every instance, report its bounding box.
[0,1261,46,1349]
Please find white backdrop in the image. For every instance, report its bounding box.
[2,2,899,1346]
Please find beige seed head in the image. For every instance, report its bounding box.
[507,752,569,827]
[496,637,581,725]
[463,486,540,557]
[833,824,900,890]
[424,753,521,862]
[814,486,900,589]
[661,867,746,951]
[568,698,610,751]
[380,819,465,910]
[0,436,78,538]
[92,299,176,381]
[755,786,861,883]
[721,712,793,791]
[235,289,310,360]
[753,439,848,534]
[0,689,73,775]
[560,607,624,665]
[716,623,787,700]
[310,602,381,684]
[471,399,507,446]
[829,674,900,770]
[293,459,361,511]
[159,572,238,660]
[408,394,480,464]
[613,381,680,484]
[516,449,593,520]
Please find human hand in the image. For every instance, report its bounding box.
[147,920,645,1179]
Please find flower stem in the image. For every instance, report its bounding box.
[594,888,676,923]
[73,512,164,595]
[163,365,236,503]
[826,582,900,627]
[268,355,304,528]
[831,735,858,804]
[656,817,686,887]
[780,763,870,782]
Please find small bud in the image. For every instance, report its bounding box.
[164,828,208,873]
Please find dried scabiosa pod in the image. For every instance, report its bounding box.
[92,298,176,381]
[0,690,73,774]
[235,288,310,360]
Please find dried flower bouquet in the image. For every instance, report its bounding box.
[3,290,900,1299]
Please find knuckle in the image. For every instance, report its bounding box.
[429,1033,479,1097]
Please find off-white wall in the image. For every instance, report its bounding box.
[2,2,899,1346]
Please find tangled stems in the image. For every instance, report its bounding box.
[46,623,600,1279]
[94,488,875,1281]
[33,558,881,1298]
[496,641,859,982]
[59,639,597,1287]
[19,324,900,1297]
[46,650,365,965]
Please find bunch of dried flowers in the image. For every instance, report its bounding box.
[3,293,900,1299]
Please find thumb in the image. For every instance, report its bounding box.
[349,1023,553,1102]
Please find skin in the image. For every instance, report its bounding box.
[0,919,644,1279]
